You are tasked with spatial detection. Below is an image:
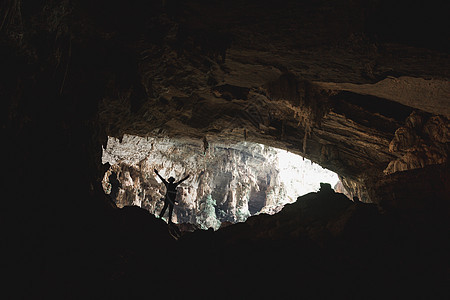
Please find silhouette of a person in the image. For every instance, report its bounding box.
[154,169,190,223]
[108,171,121,203]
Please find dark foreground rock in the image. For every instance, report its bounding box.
[177,189,448,299]
[13,188,446,299]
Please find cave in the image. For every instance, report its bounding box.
[2,0,449,298]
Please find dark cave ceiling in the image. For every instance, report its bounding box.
[1,0,449,199]
[92,0,449,181]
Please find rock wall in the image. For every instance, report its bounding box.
[384,111,449,174]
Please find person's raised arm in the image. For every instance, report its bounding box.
[154,169,167,185]
[176,174,190,185]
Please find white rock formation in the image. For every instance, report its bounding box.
[102,134,339,229]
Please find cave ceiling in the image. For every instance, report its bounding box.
[2,0,449,183]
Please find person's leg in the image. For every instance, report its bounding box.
[168,204,174,223]
[159,201,168,218]
[111,189,118,202]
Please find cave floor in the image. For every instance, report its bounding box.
[16,190,448,299]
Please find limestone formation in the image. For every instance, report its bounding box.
[384,111,449,174]
[101,135,339,228]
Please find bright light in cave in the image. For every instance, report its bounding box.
[275,147,339,202]
[102,134,342,230]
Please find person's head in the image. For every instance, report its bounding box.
[168,177,175,183]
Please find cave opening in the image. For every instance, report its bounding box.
[101,134,341,230]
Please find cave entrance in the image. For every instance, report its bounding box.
[102,134,342,230]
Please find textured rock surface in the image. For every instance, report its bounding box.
[101,134,339,228]
[384,112,449,174]
[93,2,450,201]
[2,0,448,202]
